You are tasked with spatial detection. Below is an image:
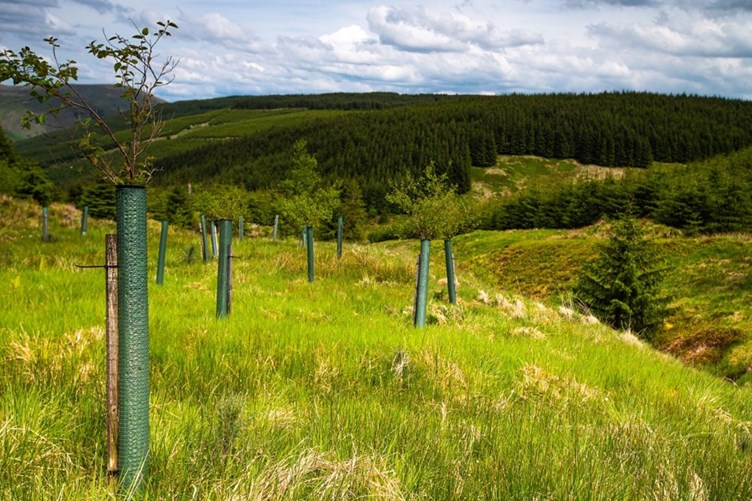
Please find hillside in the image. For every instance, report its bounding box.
[0,83,163,141]
[11,92,752,212]
[2,195,752,498]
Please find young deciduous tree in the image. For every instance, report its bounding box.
[386,162,476,240]
[279,139,340,230]
[0,20,178,184]
[574,215,670,339]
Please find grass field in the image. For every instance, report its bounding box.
[2,195,752,499]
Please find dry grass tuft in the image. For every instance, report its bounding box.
[242,448,406,500]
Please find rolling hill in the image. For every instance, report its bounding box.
[1,195,752,498]
[0,83,163,141]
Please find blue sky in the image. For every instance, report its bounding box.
[1,0,751,102]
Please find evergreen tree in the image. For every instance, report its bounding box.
[79,180,116,219]
[15,164,56,206]
[574,215,670,339]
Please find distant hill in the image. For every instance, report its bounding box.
[0,83,165,141]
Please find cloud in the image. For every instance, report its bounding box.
[176,10,262,52]
[366,5,542,53]
[565,0,658,7]
[588,17,752,57]
[0,1,76,38]
[564,0,752,14]
[71,0,120,15]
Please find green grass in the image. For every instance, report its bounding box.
[470,156,637,198]
[2,195,752,499]
[453,224,752,381]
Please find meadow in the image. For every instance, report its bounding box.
[2,195,752,499]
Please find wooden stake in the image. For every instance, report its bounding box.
[105,234,119,482]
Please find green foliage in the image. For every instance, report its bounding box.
[335,179,369,241]
[278,140,340,230]
[0,126,21,195]
[0,125,17,165]
[575,215,670,339]
[387,162,476,240]
[0,159,21,195]
[78,180,116,219]
[14,164,56,206]
[0,20,178,184]
[192,184,250,221]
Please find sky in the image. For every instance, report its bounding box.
[1,0,751,102]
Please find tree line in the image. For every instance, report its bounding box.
[153,92,752,213]
[481,146,752,234]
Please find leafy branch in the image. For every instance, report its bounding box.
[0,20,178,185]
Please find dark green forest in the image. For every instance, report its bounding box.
[6,91,752,236]
[153,92,752,212]
[481,146,752,234]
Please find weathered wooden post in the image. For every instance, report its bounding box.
[336,216,343,259]
[216,219,232,318]
[81,206,89,236]
[156,220,168,285]
[414,240,430,327]
[238,215,244,240]
[444,239,457,304]
[105,234,119,484]
[272,214,279,241]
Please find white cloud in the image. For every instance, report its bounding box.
[366,5,543,53]
[2,0,752,100]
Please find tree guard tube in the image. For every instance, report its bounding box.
[81,206,89,236]
[306,226,315,283]
[42,206,49,242]
[414,239,430,327]
[156,220,168,285]
[216,219,232,317]
[116,185,150,495]
[200,214,209,263]
[444,239,457,304]
[210,221,218,258]
[336,216,343,259]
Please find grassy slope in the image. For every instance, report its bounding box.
[2,195,752,499]
[453,225,752,381]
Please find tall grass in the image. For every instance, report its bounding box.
[2,196,752,499]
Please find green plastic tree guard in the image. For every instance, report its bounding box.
[200,214,209,263]
[414,239,430,327]
[42,206,49,242]
[336,216,343,258]
[156,220,168,285]
[216,219,232,318]
[116,185,150,495]
[444,239,457,304]
[238,215,244,240]
[272,214,279,241]
[210,221,218,258]
[306,226,314,283]
[81,206,89,236]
